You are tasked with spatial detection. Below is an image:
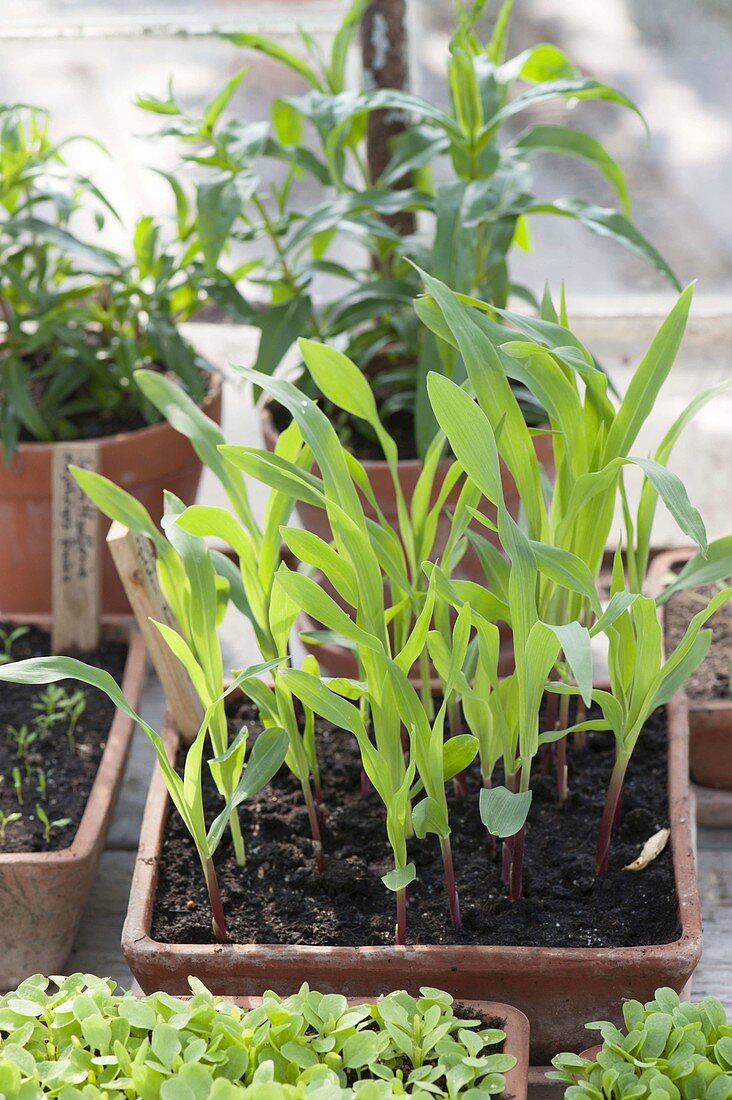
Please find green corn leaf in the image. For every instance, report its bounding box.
[443,734,480,781]
[223,32,323,89]
[381,863,417,893]
[479,786,532,838]
[656,538,732,605]
[427,373,502,505]
[207,726,289,853]
[513,125,631,214]
[545,621,593,707]
[529,200,680,290]
[412,796,449,840]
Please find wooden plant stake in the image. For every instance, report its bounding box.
[51,442,101,655]
[107,520,203,743]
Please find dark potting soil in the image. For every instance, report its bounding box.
[152,701,679,949]
[0,622,128,854]
[665,577,732,700]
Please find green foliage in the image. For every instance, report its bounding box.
[0,976,514,1100]
[34,803,71,845]
[0,626,28,665]
[0,658,288,943]
[137,1,675,455]
[0,102,233,462]
[0,809,20,839]
[550,987,732,1100]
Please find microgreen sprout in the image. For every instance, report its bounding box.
[0,808,21,838]
[36,767,47,799]
[0,625,28,664]
[6,723,36,760]
[11,766,23,805]
[34,804,71,845]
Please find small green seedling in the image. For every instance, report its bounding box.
[11,766,23,805]
[31,684,87,749]
[35,805,71,845]
[549,986,732,1100]
[6,723,36,761]
[0,809,21,839]
[36,768,47,799]
[0,625,29,665]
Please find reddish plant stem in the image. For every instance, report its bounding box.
[574,699,587,750]
[501,836,513,886]
[360,768,371,800]
[440,835,462,929]
[204,859,228,944]
[395,888,407,945]
[509,824,526,902]
[596,755,629,875]
[303,781,326,872]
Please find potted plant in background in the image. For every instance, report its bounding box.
[5,280,732,1060]
[0,102,247,614]
[0,975,530,1100]
[0,616,146,991]
[648,544,732,825]
[137,0,678,568]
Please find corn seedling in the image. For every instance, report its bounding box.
[74,373,328,870]
[35,804,71,845]
[0,625,28,664]
[548,549,732,873]
[11,766,23,805]
[0,659,288,942]
[0,809,21,839]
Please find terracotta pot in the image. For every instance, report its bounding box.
[122,693,700,1063]
[260,405,555,584]
[0,376,222,616]
[648,548,732,791]
[0,615,147,990]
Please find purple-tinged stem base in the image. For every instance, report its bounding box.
[509,825,526,902]
[440,835,462,929]
[205,859,228,944]
[396,888,407,945]
[596,757,628,875]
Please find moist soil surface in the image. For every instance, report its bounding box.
[0,623,128,854]
[152,701,679,949]
[665,577,732,700]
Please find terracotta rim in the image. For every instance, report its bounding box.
[0,614,147,868]
[123,692,702,969]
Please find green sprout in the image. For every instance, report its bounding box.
[11,766,23,805]
[0,809,21,839]
[0,625,29,665]
[34,805,71,845]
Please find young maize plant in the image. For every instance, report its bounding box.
[0,661,287,942]
[221,354,489,941]
[548,548,732,874]
[417,270,732,803]
[77,373,329,871]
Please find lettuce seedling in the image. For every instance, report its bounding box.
[34,804,70,845]
[0,975,515,1099]
[550,986,732,1100]
[0,662,287,942]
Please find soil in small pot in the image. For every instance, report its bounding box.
[665,577,732,700]
[152,700,678,949]
[0,622,127,854]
